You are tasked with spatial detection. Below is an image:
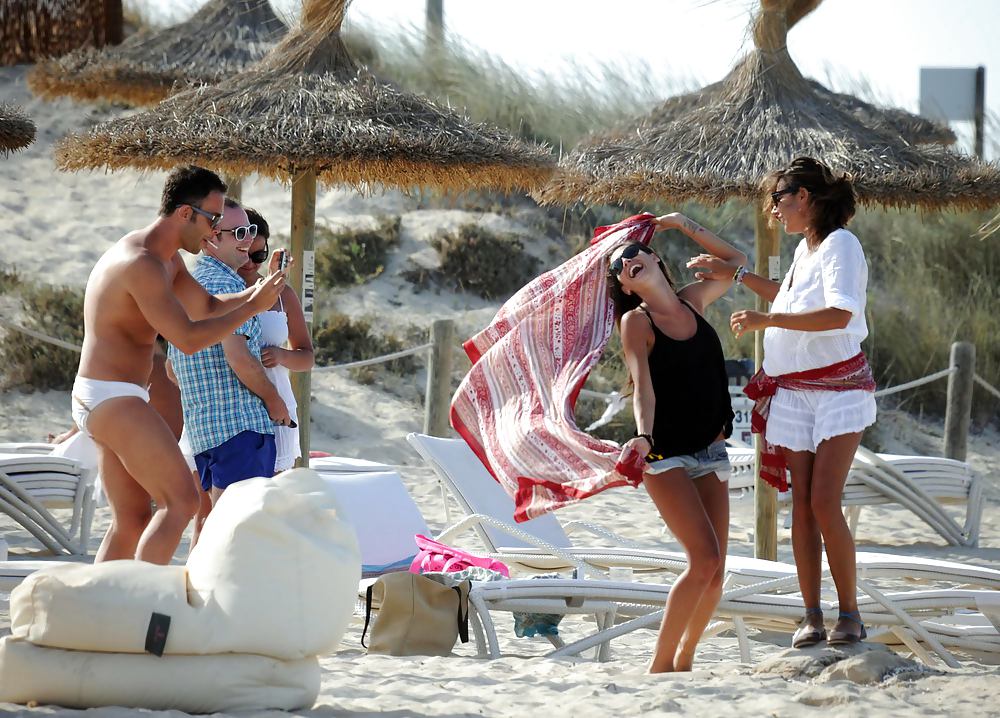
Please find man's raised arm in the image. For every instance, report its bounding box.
[171,255,281,320]
[131,255,283,354]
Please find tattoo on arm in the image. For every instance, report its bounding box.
[682,218,701,235]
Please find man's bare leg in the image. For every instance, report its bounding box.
[87,397,199,564]
[95,444,153,561]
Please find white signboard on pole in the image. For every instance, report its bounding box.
[919,67,978,122]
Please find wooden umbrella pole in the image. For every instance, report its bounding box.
[754,210,780,560]
[289,168,316,466]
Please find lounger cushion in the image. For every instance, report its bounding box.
[10,468,361,659]
[0,636,320,712]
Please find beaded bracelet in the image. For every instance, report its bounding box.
[732,265,748,284]
[635,432,653,444]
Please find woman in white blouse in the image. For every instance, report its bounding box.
[690,157,876,648]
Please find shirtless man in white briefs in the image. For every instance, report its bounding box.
[73,165,285,564]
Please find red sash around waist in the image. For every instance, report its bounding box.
[743,352,876,492]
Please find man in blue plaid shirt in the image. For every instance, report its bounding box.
[169,199,292,505]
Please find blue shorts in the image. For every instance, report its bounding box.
[645,439,731,482]
[195,431,276,491]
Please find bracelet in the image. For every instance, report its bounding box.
[634,432,653,445]
[732,265,748,284]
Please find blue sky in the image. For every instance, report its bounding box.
[145,0,1000,155]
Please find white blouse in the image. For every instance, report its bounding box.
[762,228,869,377]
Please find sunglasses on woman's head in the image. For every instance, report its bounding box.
[609,243,654,277]
[217,224,258,242]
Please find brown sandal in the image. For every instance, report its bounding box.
[828,611,867,646]
[792,608,827,648]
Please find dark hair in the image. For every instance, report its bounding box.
[244,207,270,240]
[762,156,856,239]
[606,244,675,328]
[605,245,674,398]
[223,197,241,209]
[159,165,227,217]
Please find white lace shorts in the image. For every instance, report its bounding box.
[765,388,876,453]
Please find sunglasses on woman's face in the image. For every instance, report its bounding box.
[247,241,269,264]
[217,224,258,242]
[770,185,798,206]
[609,243,654,277]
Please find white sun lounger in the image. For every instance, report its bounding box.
[466,571,996,668]
[727,445,982,547]
[406,434,999,586]
[0,453,95,556]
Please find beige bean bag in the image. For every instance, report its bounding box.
[11,468,361,659]
[0,636,320,712]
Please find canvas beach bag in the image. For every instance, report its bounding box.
[362,572,470,656]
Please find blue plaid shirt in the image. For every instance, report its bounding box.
[168,255,274,455]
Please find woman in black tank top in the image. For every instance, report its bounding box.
[607,212,746,673]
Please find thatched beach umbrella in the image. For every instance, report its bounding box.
[537,3,999,209]
[28,0,287,107]
[0,0,118,65]
[56,0,555,462]
[0,103,35,155]
[29,0,287,200]
[536,0,1000,559]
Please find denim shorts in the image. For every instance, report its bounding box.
[645,439,731,482]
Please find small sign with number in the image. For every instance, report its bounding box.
[302,250,315,324]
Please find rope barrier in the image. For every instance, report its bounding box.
[2,316,996,405]
[0,317,82,353]
[974,374,1000,401]
[872,367,956,398]
[312,342,433,372]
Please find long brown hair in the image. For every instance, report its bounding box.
[761,156,856,240]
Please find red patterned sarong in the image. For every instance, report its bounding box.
[450,214,656,522]
[744,352,876,492]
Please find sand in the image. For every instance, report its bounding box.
[1,62,999,716]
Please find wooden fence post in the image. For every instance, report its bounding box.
[423,318,455,438]
[944,341,975,461]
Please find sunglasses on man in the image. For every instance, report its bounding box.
[770,185,798,206]
[187,204,223,229]
[609,243,655,277]
[217,224,258,242]
[248,240,269,265]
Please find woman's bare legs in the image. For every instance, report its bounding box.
[785,450,824,632]
[644,468,723,673]
[812,432,864,636]
[673,473,729,670]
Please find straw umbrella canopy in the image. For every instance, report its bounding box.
[27,0,288,107]
[536,0,1000,560]
[0,103,35,155]
[536,0,1000,210]
[56,0,555,460]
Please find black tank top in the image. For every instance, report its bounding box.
[642,300,734,458]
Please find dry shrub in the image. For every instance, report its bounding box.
[0,282,83,390]
[313,216,400,288]
[423,224,540,300]
[312,311,416,384]
[856,208,1000,425]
